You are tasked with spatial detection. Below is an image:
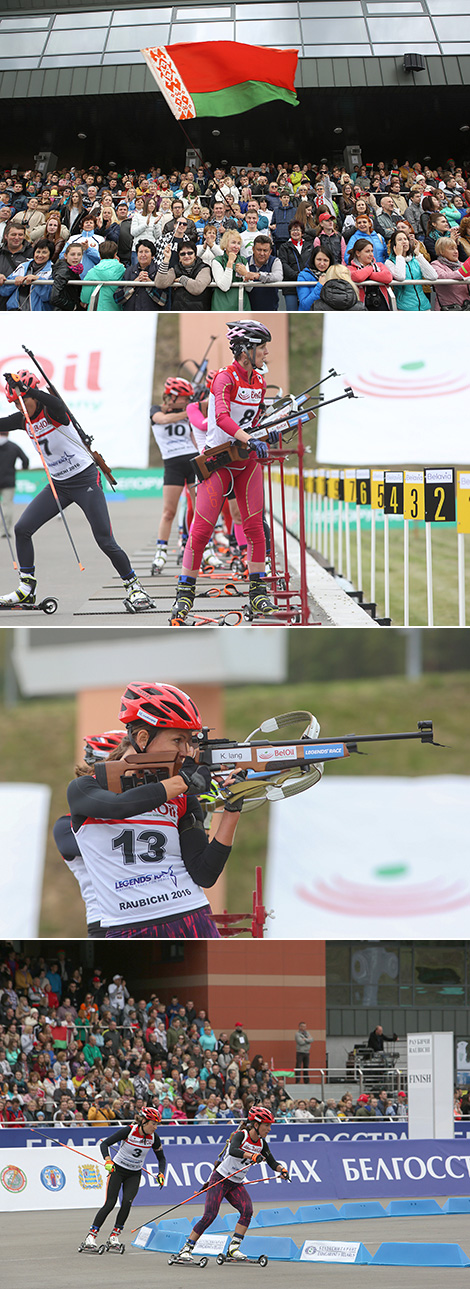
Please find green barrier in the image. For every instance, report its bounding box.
[15,468,164,501]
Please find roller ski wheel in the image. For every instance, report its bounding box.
[123,577,155,614]
[216,1254,268,1267]
[168,1254,208,1268]
[0,596,58,614]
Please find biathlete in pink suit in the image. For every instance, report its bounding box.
[177,1107,289,1263]
[173,321,279,621]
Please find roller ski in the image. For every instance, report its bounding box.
[170,576,195,625]
[168,1242,208,1268]
[150,546,167,576]
[217,1238,268,1267]
[78,1233,105,1255]
[104,1233,125,1254]
[123,576,155,614]
[0,575,58,615]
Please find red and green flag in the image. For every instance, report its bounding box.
[141,41,299,120]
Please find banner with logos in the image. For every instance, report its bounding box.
[0,313,157,469]
[318,314,470,465]
[3,1139,470,1212]
[2,1123,412,1152]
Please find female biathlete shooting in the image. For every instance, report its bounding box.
[66,683,244,939]
[173,1107,289,1265]
[80,1105,166,1255]
[173,321,279,622]
[0,370,154,613]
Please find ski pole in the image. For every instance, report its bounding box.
[29,1124,157,1180]
[16,391,85,571]
[0,497,17,568]
[130,1159,262,1232]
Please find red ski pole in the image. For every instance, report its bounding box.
[130,1160,264,1233]
[29,1124,156,1180]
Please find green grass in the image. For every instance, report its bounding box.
[1,671,466,936]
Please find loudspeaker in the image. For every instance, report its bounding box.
[343,144,362,173]
[34,151,58,177]
[403,52,426,71]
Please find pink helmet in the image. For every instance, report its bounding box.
[247,1106,274,1127]
[4,369,41,403]
[163,377,194,399]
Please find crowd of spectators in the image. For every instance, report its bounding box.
[0,950,468,1127]
[0,157,469,314]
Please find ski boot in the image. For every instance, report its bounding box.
[170,577,195,625]
[0,574,36,607]
[150,545,167,576]
[226,1240,249,1262]
[78,1232,104,1254]
[123,576,155,614]
[265,555,272,578]
[248,575,277,617]
[106,1232,125,1254]
[201,541,224,571]
[168,1239,208,1268]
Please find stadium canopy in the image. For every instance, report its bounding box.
[1,1,469,164]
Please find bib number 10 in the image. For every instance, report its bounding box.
[112,828,167,865]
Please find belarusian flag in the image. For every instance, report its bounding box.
[141,41,299,120]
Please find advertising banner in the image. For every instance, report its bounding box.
[0,313,157,468]
[0,784,51,936]
[2,1123,413,1152]
[266,776,470,938]
[14,468,164,503]
[3,1140,470,1212]
[318,314,470,465]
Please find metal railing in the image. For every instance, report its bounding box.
[48,275,470,312]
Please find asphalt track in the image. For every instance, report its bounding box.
[0,497,333,627]
[5,1199,470,1289]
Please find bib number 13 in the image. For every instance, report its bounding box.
[112,828,167,865]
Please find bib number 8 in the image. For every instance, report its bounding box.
[112,828,167,865]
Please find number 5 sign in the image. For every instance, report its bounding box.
[424,469,456,523]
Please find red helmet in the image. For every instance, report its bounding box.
[4,369,41,403]
[142,1106,162,1123]
[83,731,123,765]
[247,1107,274,1126]
[119,683,202,732]
[163,377,194,399]
[206,369,217,388]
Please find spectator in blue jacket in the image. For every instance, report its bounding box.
[297,245,334,310]
[0,238,53,310]
[270,190,297,249]
[345,214,388,265]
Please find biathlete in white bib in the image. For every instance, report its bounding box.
[174,321,279,621]
[177,1107,289,1264]
[66,683,245,939]
[53,731,123,939]
[0,370,153,612]
[150,376,197,575]
[80,1106,166,1253]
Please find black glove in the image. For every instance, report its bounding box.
[223,770,248,813]
[179,757,213,795]
[247,437,268,459]
[4,372,29,400]
[267,430,279,445]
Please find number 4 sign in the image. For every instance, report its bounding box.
[424,469,456,523]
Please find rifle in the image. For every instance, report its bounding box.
[193,373,357,482]
[95,715,439,812]
[21,344,117,489]
[187,334,217,399]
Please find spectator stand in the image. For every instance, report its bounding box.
[270,463,470,625]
